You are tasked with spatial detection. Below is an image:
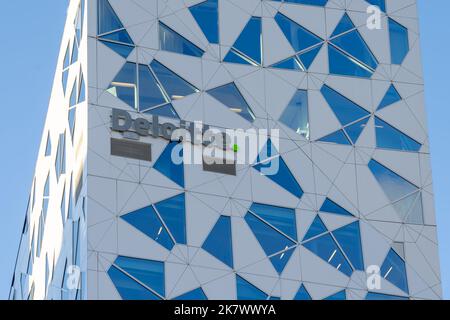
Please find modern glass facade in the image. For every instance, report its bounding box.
[10,0,442,300]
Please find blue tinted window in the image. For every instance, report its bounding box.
[97,0,124,35]
[378,85,401,110]
[189,0,219,44]
[71,38,78,64]
[138,64,167,111]
[254,139,304,198]
[100,29,133,45]
[294,284,312,300]
[279,90,309,139]
[75,0,85,43]
[154,142,185,187]
[270,247,296,275]
[302,215,327,241]
[366,0,386,12]
[207,83,255,122]
[45,133,51,157]
[122,205,175,250]
[44,174,50,197]
[224,49,256,65]
[368,159,417,203]
[330,30,378,70]
[393,191,424,225]
[298,44,323,69]
[100,40,134,58]
[155,193,187,244]
[328,45,373,78]
[62,70,69,95]
[319,130,351,145]
[144,104,180,120]
[73,218,80,264]
[321,85,370,126]
[150,60,198,100]
[174,288,208,300]
[225,17,262,65]
[114,256,165,297]
[275,13,323,53]
[27,251,33,276]
[63,43,70,70]
[36,215,44,257]
[331,13,355,38]
[324,290,346,300]
[381,249,409,293]
[55,133,66,181]
[245,213,296,274]
[366,292,408,300]
[202,216,234,268]
[78,72,85,103]
[345,117,370,144]
[69,82,77,108]
[60,186,66,225]
[68,107,76,140]
[332,222,364,271]
[320,198,353,217]
[249,203,297,241]
[237,276,268,300]
[375,117,421,152]
[389,18,409,65]
[328,13,378,78]
[108,266,161,300]
[108,62,137,108]
[42,199,49,222]
[303,234,353,277]
[270,56,303,71]
[67,181,73,220]
[159,22,204,57]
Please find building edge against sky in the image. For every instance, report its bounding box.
[10,0,442,300]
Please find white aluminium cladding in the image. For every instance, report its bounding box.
[10,0,442,301]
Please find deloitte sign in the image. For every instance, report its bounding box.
[110,108,280,175]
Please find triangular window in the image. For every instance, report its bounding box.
[389,18,409,65]
[381,249,409,293]
[245,211,296,274]
[332,222,364,271]
[154,194,187,245]
[224,17,262,66]
[320,198,353,217]
[378,84,401,110]
[154,142,185,188]
[207,83,256,122]
[159,22,204,57]
[294,284,312,300]
[202,216,234,268]
[375,117,421,152]
[302,215,327,241]
[253,139,304,198]
[189,0,219,44]
[236,276,268,300]
[122,205,175,251]
[328,14,378,78]
[279,89,309,139]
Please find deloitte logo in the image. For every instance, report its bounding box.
[111,108,280,175]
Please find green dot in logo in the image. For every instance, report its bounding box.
[233,144,239,153]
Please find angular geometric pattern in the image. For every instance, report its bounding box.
[253,139,304,198]
[107,61,198,117]
[319,85,370,145]
[224,17,263,66]
[10,0,441,301]
[328,13,378,78]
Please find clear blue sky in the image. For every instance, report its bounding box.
[0,0,448,300]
